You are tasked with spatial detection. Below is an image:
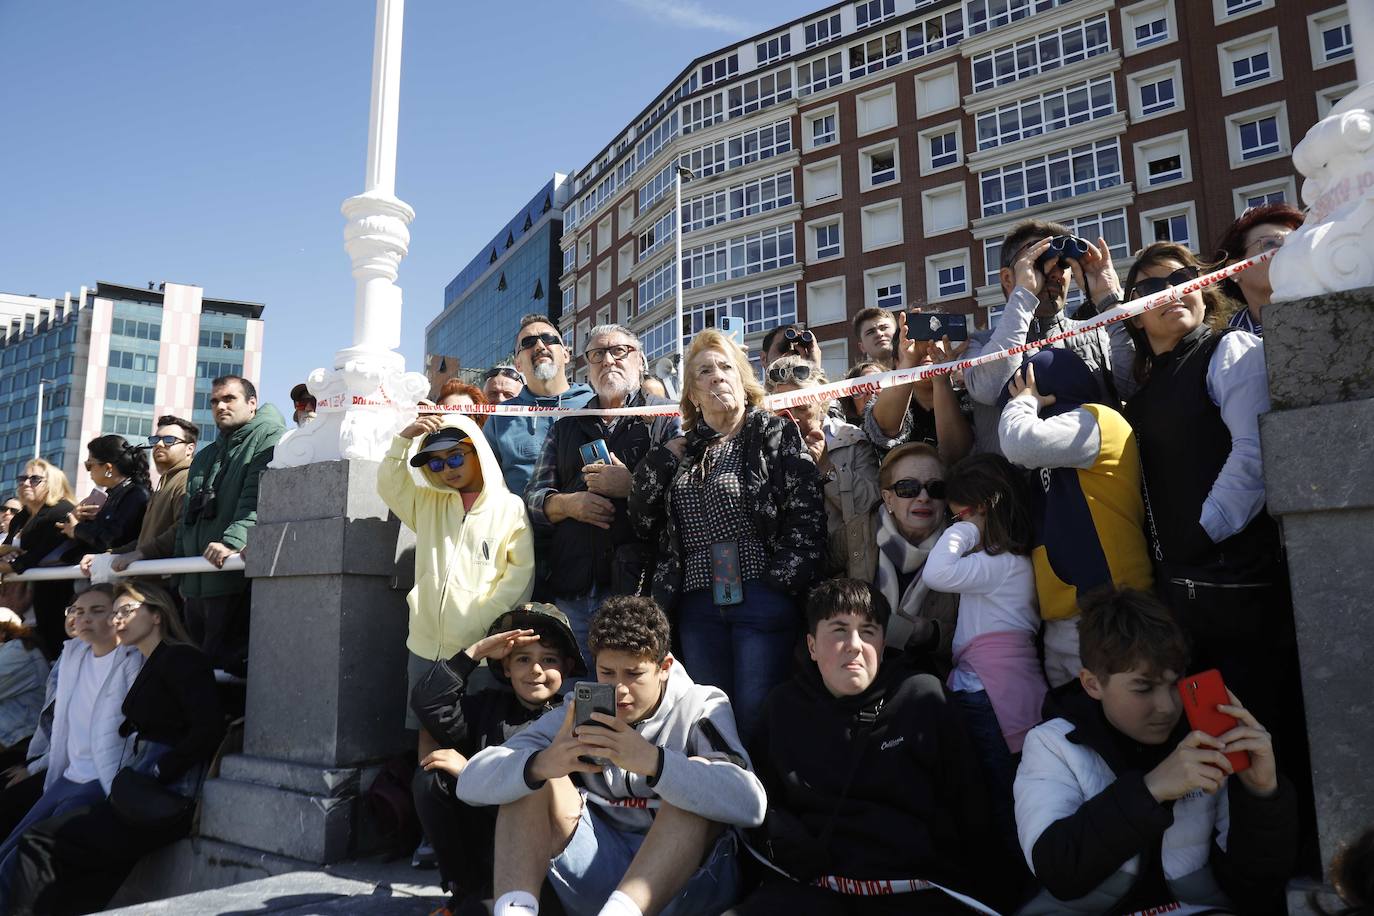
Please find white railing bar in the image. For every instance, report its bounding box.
[1,554,245,583]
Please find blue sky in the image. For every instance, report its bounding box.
[1,0,819,414]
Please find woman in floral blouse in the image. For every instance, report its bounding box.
[630,329,825,739]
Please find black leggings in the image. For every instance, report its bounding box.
[412,766,498,899]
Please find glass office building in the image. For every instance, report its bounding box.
[426,175,571,373]
[0,281,264,496]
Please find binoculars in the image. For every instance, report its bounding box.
[783,326,815,346]
[186,486,218,522]
[1035,235,1090,274]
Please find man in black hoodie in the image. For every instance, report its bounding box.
[730,579,1001,915]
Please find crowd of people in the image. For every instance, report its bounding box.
[0,202,1354,916]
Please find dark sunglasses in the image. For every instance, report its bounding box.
[426,453,466,473]
[887,477,947,500]
[16,475,44,486]
[0,506,20,514]
[1127,266,1200,300]
[147,435,190,447]
[483,366,526,384]
[293,399,316,411]
[767,363,815,384]
[519,332,563,351]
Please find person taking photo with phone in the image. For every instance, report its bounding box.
[526,325,679,665]
[456,596,766,916]
[865,309,974,464]
[1014,588,1297,915]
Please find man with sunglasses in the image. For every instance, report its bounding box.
[481,365,524,406]
[79,417,199,578]
[289,383,317,427]
[482,315,593,498]
[0,500,21,539]
[964,219,1137,437]
[526,325,679,662]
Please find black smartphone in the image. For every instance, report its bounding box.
[574,682,615,766]
[579,439,611,466]
[711,541,745,606]
[906,312,969,342]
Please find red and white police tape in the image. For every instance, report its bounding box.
[316,250,1273,419]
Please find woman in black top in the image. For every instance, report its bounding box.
[8,580,224,915]
[59,435,151,557]
[0,461,78,658]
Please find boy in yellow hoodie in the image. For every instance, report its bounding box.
[378,412,536,766]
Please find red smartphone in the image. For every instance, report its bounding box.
[1178,669,1250,774]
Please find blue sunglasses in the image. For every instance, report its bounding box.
[426,453,466,473]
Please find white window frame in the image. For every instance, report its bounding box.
[617,291,633,324]
[802,104,841,152]
[1127,60,1184,123]
[921,182,968,237]
[1139,201,1198,251]
[860,198,904,252]
[1317,81,1358,118]
[617,199,635,237]
[805,12,843,49]
[596,216,612,253]
[805,277,848,329]
[918,121,962,175]
[1225,101,1291,168]
[1218,29,1283,96]
[1308,6,1354,69]
[1133,130,1191,190]
[1231,176,1298,216]
[925,249,971,303]
[803,156,844,206]
[1212,0,1274,25]
[914,62,960,117]
[1121,0,1177,55]
[855,83,898,136]
[860,138,901,192]
[596,306,611,329]
[579,235,592,267]
[576,276,591,312]
[595,260,612,298]
[618,242,635,283]
[864,263,907,311]
[805,215,845,263]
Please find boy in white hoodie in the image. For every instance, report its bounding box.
[378,413,536,764]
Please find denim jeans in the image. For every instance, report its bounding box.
[676,581,799,742]
[950,690,1023,876]
[555,588,602,673]
[0,775,105,904]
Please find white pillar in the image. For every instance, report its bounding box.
[1270,0,1374,300]
[271,0,429,468]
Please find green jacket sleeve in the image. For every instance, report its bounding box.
[219,441,275,551]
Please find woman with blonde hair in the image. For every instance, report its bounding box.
[630,328,825,738]
[7,580,224,913]
[0,460,79,658]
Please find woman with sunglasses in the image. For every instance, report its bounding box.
[7,581,223,914]
[0,585,142,906]
[765,355,882,581]
[1121,242,1305,785]
[630,329,825,740]
[0,461,79,659]
[59,435,151,559]
[1213,202,1305,337]
[379,413,533,785]
[872,443,961,675]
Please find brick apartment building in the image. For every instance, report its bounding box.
[555,0,1357,381]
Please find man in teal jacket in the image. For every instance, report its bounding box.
[175,375,285,676]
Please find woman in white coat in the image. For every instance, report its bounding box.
[0,584,142,902]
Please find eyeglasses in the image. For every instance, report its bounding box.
[426,453,467,473]
[886,478,947,500]
[767,363,816,384]
[1243,234,1287,255]
[83,461,109,472]
[0,506,20,515]
[147,435,190,447]
[16,475,44,487]
[519,332,563,351]
[64,606,112,619]
[1126,266,1200,300]
[483,366,526,385]
[112,602,143,619]
[586,344,638,365]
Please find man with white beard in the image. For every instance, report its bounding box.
[524,325,679,663]
[482,314,594,497]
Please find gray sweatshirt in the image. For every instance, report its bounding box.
[456,657,767,834]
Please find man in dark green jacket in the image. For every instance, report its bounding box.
[176,375,285,676]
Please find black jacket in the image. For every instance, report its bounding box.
[749,653,993,900]
[1029,685,1298,914]
[528,390,679,598]
[118,642,225,784]
[409,651,559,758]
[629,407,825,611]
[71,478,150,555]
[6,501,77,572]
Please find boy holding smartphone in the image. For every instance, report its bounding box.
[457,595,765,916]
[1014,588,1297,915]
